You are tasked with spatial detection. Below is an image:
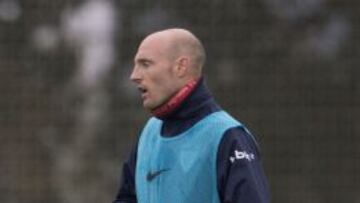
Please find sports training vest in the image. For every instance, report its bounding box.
[136,111,242,203]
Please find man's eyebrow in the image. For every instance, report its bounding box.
[135,58,153,64]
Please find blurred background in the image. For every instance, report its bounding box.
[0,0,359,202]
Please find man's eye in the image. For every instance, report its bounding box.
[141,61,152,68]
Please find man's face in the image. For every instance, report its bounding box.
[130,37,180,110]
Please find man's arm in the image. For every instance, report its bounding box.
[217,127,270,203]
[113,142,138,203]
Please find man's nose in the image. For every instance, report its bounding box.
[130,66,141,83]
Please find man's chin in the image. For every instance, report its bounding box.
[143,101,163,112]
[142,96,171,111]
[142,102,156,111]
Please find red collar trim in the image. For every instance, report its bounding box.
[151,78,200,118]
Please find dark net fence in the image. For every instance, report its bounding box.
[0,0,359,202]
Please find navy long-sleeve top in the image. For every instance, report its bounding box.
[113,79,270,203]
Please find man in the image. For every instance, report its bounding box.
[113,28,270,203]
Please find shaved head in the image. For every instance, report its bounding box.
[140,28,206,77]
[131,28,206,110]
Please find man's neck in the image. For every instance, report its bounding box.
[158,78,221,137]
[151,78,200,119]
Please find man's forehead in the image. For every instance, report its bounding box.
[135,43,157,60]
[135,36,170,60]
[134,50,152,62]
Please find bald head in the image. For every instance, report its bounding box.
[131,28,206,110]
[141,28,206,77]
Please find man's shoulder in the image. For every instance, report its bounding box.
[203,111,242,127]
[143,116,161,127]
[138,117,162,138]
[220,126,261,159]
[190,111,243,140]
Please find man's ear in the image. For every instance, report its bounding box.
[175,57,189,78]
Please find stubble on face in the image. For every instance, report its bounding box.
[132,28,204,111]
[133,35,180,111]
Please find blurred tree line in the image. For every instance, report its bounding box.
[0,0,359,202]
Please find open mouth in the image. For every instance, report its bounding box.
[138,86,148,97]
